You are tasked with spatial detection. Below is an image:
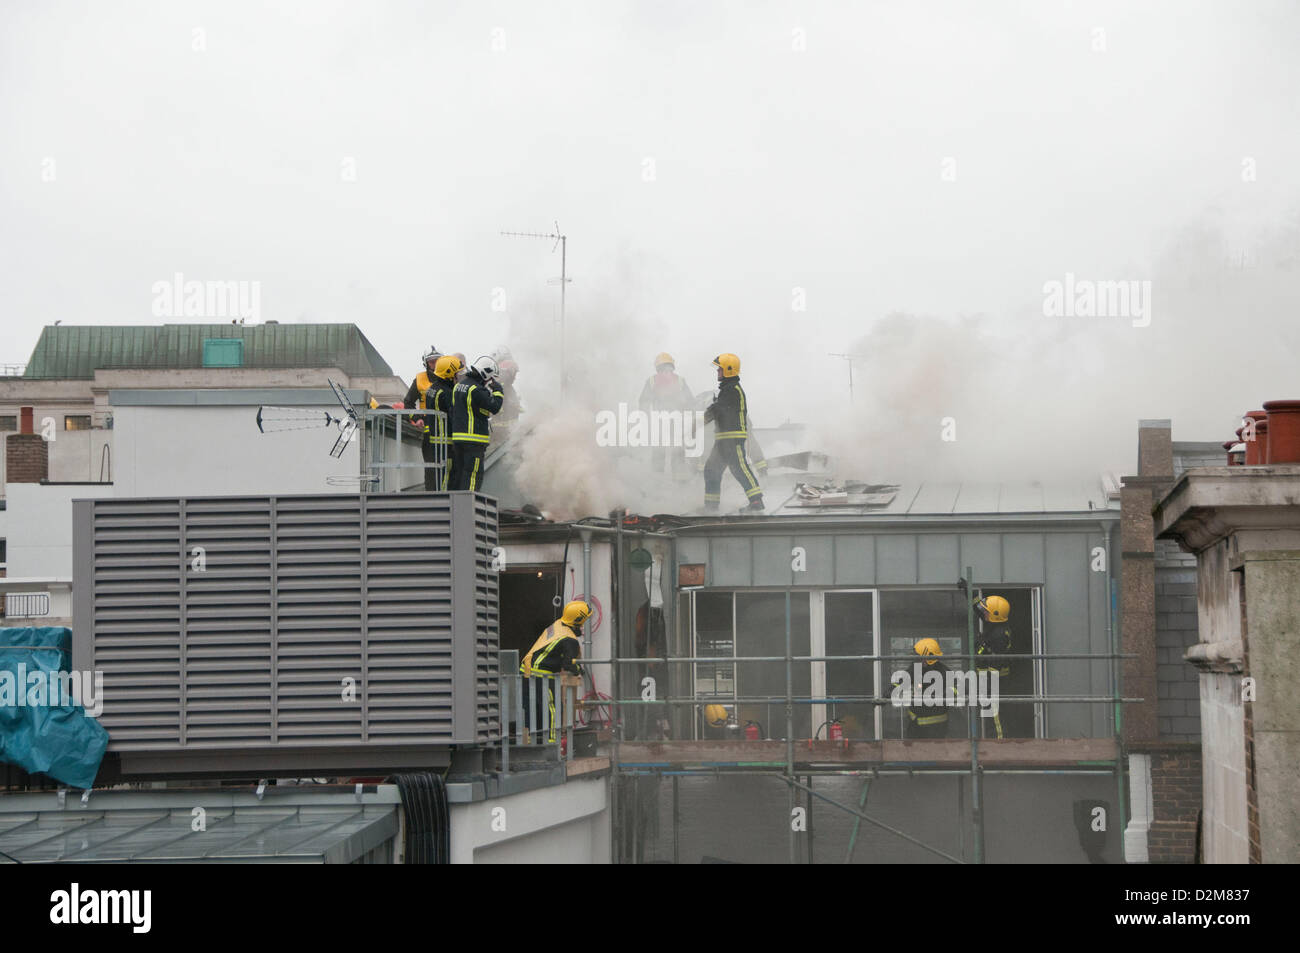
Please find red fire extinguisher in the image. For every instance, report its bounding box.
[827,720,844,743]
[744,721,762,740]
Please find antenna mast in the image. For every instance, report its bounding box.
[501,222,570,398]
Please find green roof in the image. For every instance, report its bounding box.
[22,324,394,379]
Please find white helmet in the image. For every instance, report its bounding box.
[422,345,441,366]
[471,355,499,379]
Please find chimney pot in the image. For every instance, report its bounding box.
[1262,399,1300,464]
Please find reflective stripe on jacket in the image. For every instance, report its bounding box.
[520,623,582,676]
[451,376,504,443]
[706,377,749,439]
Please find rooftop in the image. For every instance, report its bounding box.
[22,324,394,380]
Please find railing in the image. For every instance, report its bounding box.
[576,651,1136,742]
[362,406,448,492]
[497,650,578,771]
[4,592,51,619]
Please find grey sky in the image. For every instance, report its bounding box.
[3,1,1299,484]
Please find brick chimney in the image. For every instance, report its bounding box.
[6,406,48,483]
[1119,419,1175,744]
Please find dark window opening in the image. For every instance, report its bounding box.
[498,566,565,663]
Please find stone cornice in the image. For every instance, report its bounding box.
[1153,467,1300,553]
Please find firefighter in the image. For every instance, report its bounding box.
[639,352,694,477]
[907,638,955,739]
[702,353,764,511]
[520,600,590,743]
[403,346,444,490]
[423,355,461,490]
[974,594,1012,739]
[448,356,504,491]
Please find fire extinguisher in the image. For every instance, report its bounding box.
[827,719,844,743]
[744,721,762,740]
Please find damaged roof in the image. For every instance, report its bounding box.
[768,479,1116,517]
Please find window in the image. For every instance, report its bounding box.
[202,338,244,367]
[879,587,1040,740]
[823,591,876,740]
[735,592,811,740]
[0,416,16,431]
[691,591,812,739]
[64,415,91,431]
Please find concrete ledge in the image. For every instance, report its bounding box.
[1154,467,1300,553]
[565,756,611,779]
[1185,640,1245,674]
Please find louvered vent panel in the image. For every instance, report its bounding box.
[75,493,499,766]
[89,500,182,747]
[183,498,274,746]
[363,496,454,742]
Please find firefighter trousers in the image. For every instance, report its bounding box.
[448,442,486,491]
[703,438,762,508]
[422,433,449,491]
[521,676,560,743]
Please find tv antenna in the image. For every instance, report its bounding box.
[501,222,569,398]
[828,353,866,401]
[256,379,360,459]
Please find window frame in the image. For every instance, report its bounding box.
[687,584,1047,741]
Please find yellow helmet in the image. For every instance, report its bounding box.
[914,638,942,665]
[978,595,1010,623]
[434,354,462,381]
[560,600,592,627]
[655,352,675,369]
[704,704,730,727]
[713,353,740,378]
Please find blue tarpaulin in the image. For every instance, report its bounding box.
[0,626,109,789]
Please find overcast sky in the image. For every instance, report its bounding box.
[3,1,1299,485]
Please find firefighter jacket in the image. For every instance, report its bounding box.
[403,372,454,443]
[520,622,583,677]
[703,377,750,440]
[451,373,504,444]
[975,622,1014,677]
[639,371,694,412]
[907,659,958,727]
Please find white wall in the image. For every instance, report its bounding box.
[3,482,115,578]
[449,776,609,864]
[47,428,114,483]
[112,404,362,497]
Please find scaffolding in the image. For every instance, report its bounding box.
[497,531,1134,864]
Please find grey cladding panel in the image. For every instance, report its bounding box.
[876,536,917,585]
[711,538,751,588]
[959,535,1002,584]
[1002,535,1045,583]
[917,535,959,584]
[77,492,499,766]
[834,536,874,584]
[753,536,793,587]
[793,535,834,586]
